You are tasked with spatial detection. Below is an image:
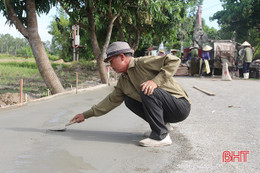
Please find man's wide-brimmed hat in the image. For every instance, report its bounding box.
[241,41,251,47]
[104,41,134,62]
[203,45,212,51]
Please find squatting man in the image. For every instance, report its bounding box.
[70,41,191,147]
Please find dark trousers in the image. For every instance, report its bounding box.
[243,62,250,73]
[200,62,205,76]
[124,88,191,140]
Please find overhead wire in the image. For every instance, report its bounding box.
[202,3,223,18]
[202,3,222,11]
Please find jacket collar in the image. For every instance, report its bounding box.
[128,57,135,69]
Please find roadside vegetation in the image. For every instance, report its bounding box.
[0,54,99,97]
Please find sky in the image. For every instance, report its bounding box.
[201,0,223,29]
[0,0,223,42]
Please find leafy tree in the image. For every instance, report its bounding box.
[202,22,220,40]
[16,46,33,57]
[48,8,94,62]
[115,0,202,53]
[59,0,133,83]
[0,34,37,56]
[0,0,64,94]
[48,9,72,61]
[58,0,202,83]
[211,0,260,47]
[12,37,26,55]
[0,33,14,53]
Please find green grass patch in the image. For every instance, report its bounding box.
[51,63,69,69]
[0,64,41,85]
[0,53,35,61]
[0,54,14,59]
[0,61,69,70]
[1,62,38,69]
[0,54,99,96]
[48,54,60,61]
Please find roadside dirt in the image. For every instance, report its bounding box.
[0,93,33,107]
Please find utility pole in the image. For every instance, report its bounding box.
[72,25,80,61]
[193,5,208,49]
[179,25,183,59]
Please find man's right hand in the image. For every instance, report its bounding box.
[70,113,85,123]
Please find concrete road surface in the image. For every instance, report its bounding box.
[0,77,259,173]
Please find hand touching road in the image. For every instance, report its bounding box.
[70,113,85,123]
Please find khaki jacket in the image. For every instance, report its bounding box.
[242,47,253,63]
[83,55,190,119]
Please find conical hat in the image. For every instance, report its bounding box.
[159,49,165,53]
[203,45,212,51]
[171,49,178,52]
[241,41,251,47]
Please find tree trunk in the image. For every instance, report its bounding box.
[128,25,141,51]
[131,28,141,51]
[26,0,64,94]
[115,20,124,41]
[87,6,108,84]
[5,0,64,94]
[98,15,118,81]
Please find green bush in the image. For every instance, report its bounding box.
[79,59,96,68]
[63,55,73,62]
[48,54,60,61]
[51,63,69,69]
[16,47,33,58]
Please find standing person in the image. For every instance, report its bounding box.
[70,41,191,147]
[158,49,165,56]
[188,46,198,60]
[170,49,178,56]
[200,45,212,77]
[188,46,199,76]
[241,41,253,79]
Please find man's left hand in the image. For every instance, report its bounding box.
[141,80,158,96]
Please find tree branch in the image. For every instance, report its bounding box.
[107,0,135,22]
[26,0,38,30]
[59,1,72,17]
[59,1,89,31]
[5,0,28,39]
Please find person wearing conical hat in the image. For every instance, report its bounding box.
[199,45,212,77]
[158,49,165,56]
[187,46,199,75]
[241,41,251,47]
[240,41,253,79]
[170,49,178,56]
[188,46,199,60]
[187,46,199,76]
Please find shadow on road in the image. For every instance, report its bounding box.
[7,127,143,145]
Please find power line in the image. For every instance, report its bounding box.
[202,3,222,11]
